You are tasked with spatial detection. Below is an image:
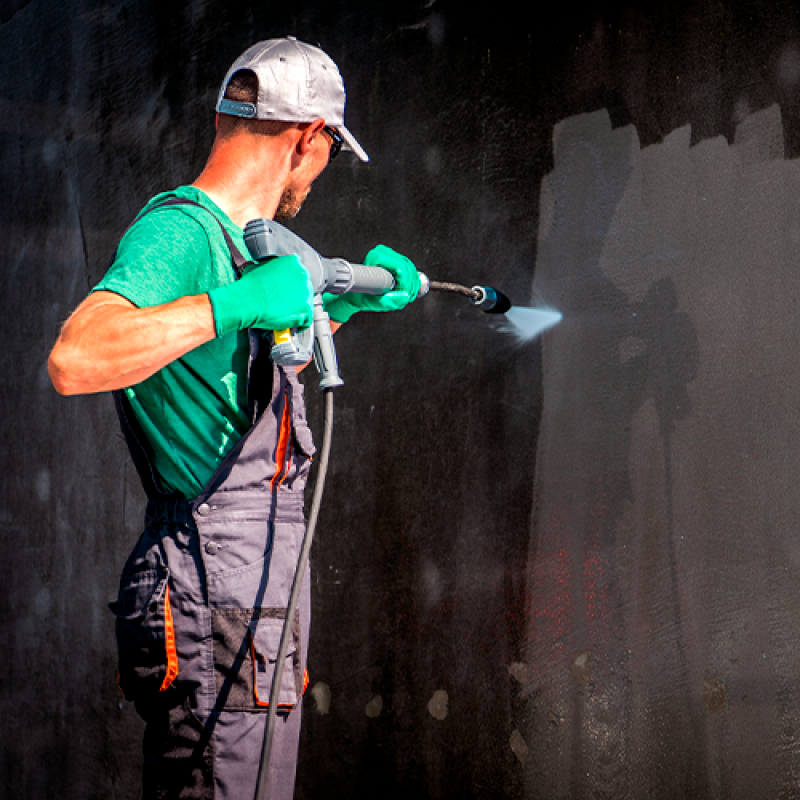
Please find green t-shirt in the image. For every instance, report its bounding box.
[93,186,252,498]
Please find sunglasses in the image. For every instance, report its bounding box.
[323,126,343,162]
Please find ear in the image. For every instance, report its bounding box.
[215,113,220,131]
[297,118,327,155]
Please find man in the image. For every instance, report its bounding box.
[48,37,419,800]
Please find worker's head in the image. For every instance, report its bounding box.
[214,38,367,219]
[216,38,367,160]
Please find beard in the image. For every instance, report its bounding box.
[274,184,311,221]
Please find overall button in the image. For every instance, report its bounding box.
[196,502,211,516]
[205,541,219,556]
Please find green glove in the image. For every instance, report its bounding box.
[323,244,421,323]
[208,254,314,337]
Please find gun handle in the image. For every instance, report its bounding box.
[312,296,344,389]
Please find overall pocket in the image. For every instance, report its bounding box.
[109,566,178,701]
[212,607,302,712]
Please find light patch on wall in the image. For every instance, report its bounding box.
[34,587,51,618]
[427,13,445,47]
[571,650,592,684]
[509,729,528,765]
[365,695,383,718]
[428,689,448,720]
[41,137,62,167]
[36,469,51,502]
[527,100,800,792]
[507,661,528,685]
[310,682,331,715]
[424,146,442,176]
[421,559,443,608]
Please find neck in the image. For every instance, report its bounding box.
[192,132,294,228]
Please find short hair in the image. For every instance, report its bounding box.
[217,69,295,138]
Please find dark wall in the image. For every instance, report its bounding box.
[3,1,800,798]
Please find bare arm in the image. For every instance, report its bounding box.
[48,290,216,395]
[49,290,345,392]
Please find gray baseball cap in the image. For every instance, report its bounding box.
[216,37,369,162]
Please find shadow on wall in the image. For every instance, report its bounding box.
[524,104,800,799]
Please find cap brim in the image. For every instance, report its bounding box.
[336,125,369,162]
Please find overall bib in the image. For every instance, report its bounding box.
[109,200,315,799]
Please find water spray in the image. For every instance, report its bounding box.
[419,279,562,342]
[245,217,558,800]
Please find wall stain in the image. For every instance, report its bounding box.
[703,675,726,714]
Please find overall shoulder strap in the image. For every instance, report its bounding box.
[112,389,182,501]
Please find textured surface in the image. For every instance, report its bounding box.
[4,1,800,798]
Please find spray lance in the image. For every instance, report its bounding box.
[242,217,512,387]
[245,217,512,800]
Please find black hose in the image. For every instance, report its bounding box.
[254,387,335,800]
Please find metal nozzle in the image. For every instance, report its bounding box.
[418,273,430,298]
[471,285,512,314]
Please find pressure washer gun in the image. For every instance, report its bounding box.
[243,218,512,389]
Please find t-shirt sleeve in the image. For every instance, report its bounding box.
[93,209,215,308]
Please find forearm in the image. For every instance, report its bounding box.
[48,292,216,395]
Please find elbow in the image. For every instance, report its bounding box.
[48,346,85,396]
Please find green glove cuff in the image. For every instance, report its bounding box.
[208,254,314,337]
[322,293,361,323]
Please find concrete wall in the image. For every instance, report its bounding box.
[3,1,800,798]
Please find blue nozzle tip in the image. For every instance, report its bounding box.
[473,286,513,314]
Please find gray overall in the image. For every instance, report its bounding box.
[109,200,314,799]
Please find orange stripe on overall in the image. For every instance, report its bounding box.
[269,389,293,492]
[159,583,179,691]
[250,633,295,712]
